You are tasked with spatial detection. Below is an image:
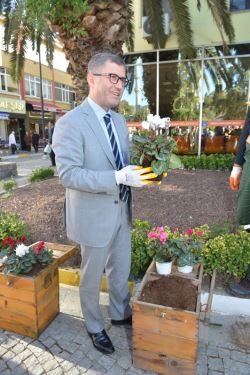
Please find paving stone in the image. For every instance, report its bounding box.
[61,360,75,372]
[225,362,250,375]
[0,360,7,373]
[58,340,79,354]
[70,349,86,363]
[218,348,231,359]
[208,371,224,374]
[86,348,103,361]
[77,356,92,372]
[117,354,132,370]
[42,359,59,372]
[0,369,12,375]
[2,351,15,361]
[89,362,108,373]
[107,364,126,375]
[14,365,29,375]
[7,355,22,370]
[0,347,7,358]
[207,345,219,357]
[2,338,17,350]
[47,367,64,375]
[17,349,33,361]
[196,364,209,375]
[230,350,249,363]
[208,357,224,372]
[11,343,26,355]
[97,355,115,370]
[23,354,39,368]
[41,337,56,349]
[50,344,63,355]
[65,367,80,375]
[27,364,44,375]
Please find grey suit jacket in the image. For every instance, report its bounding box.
[52,99,131,247]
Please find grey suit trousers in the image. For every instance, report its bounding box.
[79,200,132,333]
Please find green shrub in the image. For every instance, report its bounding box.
[29,167,54,183]
[202,229,250,278]
[180,154,234,170]
[2,179,17,193]
[0,211,29,244]
[131,219,154,278]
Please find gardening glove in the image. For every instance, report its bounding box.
[147,171,168,186]
[115,165,157,188]
[229,165,242,191]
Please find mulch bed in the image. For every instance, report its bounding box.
[0,169,237,270]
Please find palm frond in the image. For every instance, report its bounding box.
[169,0,195,58]
[143,0,168,49]
[125,0,134,52]
[206,0,235,52]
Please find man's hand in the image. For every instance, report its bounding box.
[229,165,242,191]
[115,165,157,187]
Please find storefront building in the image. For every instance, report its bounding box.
[0,21,75,149]
[123,0,250,155]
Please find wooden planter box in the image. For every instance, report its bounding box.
[132,261,203,375]
[0,242,77,338]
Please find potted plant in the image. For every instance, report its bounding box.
[0,236,58,338]
[131,114,181,181]
[147,226,173,275]
[169,227,205,273]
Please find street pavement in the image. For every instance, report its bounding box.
[0,152,250,374]
[0,285,250,375]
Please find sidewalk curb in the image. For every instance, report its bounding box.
[58,268,250,316]
[59,267,134,294]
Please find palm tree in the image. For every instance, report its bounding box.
[0,0,235,102]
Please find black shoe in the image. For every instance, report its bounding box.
[111,315,132,326]
[228,279,250,299]
[87,329,115,354]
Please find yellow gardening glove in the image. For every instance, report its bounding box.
[133,166,158,185]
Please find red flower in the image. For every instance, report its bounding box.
[184,228,194,236]
[1,237,17,248]
[34,241,45,254]
[20,235,27,242]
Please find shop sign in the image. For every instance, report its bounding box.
[0,98,26,114]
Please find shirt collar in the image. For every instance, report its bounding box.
[87,97,111,121]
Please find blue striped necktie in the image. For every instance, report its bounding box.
[103,113,130,203]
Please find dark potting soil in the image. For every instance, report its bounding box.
[139,275,198,311]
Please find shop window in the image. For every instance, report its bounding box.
[230,0,250,10]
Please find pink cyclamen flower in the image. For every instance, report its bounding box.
[158,232,167,244]
[148,231,157,239]
[196,230,203,237]
[185,228,194,236]
[157,226,164,233]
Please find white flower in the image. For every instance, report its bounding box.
[15,244,30,258]
[147,114,154,122]
[2,256,8,263]
[141,120,150,130]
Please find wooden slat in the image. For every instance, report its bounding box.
[0,296,36,317]
[45,242,78,265]
[133,330,197,361]
[0,318,38,338]
[133,349,196,375]
[38,297,59,333]
[133,303,198,340]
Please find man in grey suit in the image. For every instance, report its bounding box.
[53,52,155,354]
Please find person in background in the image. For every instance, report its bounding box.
[48,121,56,166]
[229,108,250,298]
[32,131,40,152]
[53,52,155,355]
[24,131,31,151]
[8,130,17,154]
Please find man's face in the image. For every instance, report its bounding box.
[87,60,126,111]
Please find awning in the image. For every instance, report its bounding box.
[0,112,10,119]
[26,100,65,113]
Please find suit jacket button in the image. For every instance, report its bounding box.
[114,200,118,204]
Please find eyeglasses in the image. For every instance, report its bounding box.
[92,73,129,87]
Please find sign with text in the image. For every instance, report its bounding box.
[0,97,26,114]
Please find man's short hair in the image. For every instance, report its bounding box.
[88,52,125,73]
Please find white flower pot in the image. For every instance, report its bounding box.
[177,265,193,273]
[156,260,172,275]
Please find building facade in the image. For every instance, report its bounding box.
[0,20,75,149]
[122,0,250,154]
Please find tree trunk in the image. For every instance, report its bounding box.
[49,1,132,103]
